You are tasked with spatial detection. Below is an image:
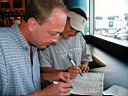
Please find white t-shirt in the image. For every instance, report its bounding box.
[38,33,92,70]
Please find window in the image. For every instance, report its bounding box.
[83,0,89,35]
[94,0,128,46]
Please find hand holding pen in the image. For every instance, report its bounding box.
[42,81,71,96]
[67,54,83,79]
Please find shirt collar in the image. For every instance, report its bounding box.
[11,24,30,50]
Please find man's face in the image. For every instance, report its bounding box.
[29,8,67,48]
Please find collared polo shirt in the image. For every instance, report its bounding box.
[0,24,41,96]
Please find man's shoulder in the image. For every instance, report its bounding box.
[0,27,13,39]
[0,27,12,35]
[0,27,15,46]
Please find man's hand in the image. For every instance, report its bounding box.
[79,61,89,73]
[44,82,71,96]
[29,82,72,96]
[41,67,70,83]
[58,71,70,82]
[67,66,81,79]
[66,61,89,79]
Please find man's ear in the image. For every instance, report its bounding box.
[27,18,38,31]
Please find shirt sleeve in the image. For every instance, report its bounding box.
[0,44,8,95]
[38,48,53,68]
[80,35,93,62]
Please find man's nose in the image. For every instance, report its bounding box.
[51,34,60,44]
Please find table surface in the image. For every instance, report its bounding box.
[70,94,113,96]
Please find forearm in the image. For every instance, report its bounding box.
[41,67,60,73]
[28,90,47,96]
[40,67,70,82]
[41,72,61,82]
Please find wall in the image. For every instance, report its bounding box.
[64,0,88,13]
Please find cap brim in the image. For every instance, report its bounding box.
[67,11,87,32]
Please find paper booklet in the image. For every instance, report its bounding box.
[70,72,104,96]
[103,85,128,96]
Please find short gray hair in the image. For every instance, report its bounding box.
[23,0,67,24]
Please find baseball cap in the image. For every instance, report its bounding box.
[67,11,87,32]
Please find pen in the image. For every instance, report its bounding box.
[53,81,73,88]
[53,81,59,84]
[67,54,83,77]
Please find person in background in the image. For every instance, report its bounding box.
[38,8,92,83]
[0,0,72,96]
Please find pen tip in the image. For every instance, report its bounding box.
[80,73,83,77]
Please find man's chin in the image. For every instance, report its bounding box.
[41,45,50,48]
[36,45,49,48]
[32,43,51,48]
